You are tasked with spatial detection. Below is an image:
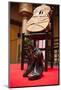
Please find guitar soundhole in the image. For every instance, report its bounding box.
[39,11,43,14]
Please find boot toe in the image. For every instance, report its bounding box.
[23,72,28,77]
[28,73,40,80]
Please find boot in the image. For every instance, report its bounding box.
[28,52,43,80]
[23,59,36,77]
[28,62,43,80]
[23,52,43,79]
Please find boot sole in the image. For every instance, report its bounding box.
[28,75,41,80]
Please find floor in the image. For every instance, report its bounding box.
[9,64,59,88]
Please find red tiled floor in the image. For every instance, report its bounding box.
[9,64,59,88]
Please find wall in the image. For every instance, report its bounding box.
[54,16,59,37]
[10,24,22,63]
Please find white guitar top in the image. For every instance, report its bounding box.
[26,4,51,32]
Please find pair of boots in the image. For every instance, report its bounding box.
[23,53,43,80]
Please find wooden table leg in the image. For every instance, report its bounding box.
[21,33,24,70]
[50,17,54,68]
[45,32,48,71]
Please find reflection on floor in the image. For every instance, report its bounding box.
[9,64,59,88]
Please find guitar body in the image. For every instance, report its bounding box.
[26,5,51,32]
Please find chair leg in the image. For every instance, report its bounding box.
[45,32,48,71]
[21,33,24,70]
